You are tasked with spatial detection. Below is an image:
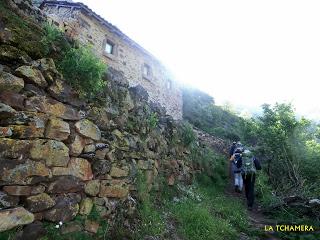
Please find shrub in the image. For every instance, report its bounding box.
[148,112,159,129]
[41,22,71,56]
[179,122,196,147]
[57,46,107,99]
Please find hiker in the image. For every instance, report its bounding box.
[228,142,237,178]
[230,147,243,193]
[241,149,261,210]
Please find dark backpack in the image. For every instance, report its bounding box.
[234,153,242,169]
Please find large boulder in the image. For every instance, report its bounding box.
[75,119,101,141]
[45,118,70,141]
[25,96,82,120]
[0,207,34,232]
[52,158,93,181]
[0,71,24,93]
[30,139,69,167]
[15,65,47,88]
[26,193,56,212]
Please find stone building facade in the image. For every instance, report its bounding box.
[40,1,183,120]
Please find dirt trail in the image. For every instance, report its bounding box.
[225,180,279,240]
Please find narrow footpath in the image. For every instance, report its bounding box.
[225,177,279,240]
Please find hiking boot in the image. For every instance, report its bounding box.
[235,185,239,192]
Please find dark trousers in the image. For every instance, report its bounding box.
[242,173,256,207]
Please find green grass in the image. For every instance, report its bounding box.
[163,175,255,240]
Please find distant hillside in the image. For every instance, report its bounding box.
[182,87,243,141]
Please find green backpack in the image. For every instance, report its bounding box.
[242,150,256,175]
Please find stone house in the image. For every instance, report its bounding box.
[40,0,183,120]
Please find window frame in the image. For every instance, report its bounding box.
[103,38,117,59]
[142,63,152,81]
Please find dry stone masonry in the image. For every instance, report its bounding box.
[0,0,193,236]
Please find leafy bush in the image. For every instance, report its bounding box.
[179,122,196,147]
[148,112,159,129]
[41,22,71,56]
[57,46,107,99]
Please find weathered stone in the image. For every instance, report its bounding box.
[69,133,86,156]
[1,159,50,185]
[18,221,47,240]
[0,138,31,160]
[48,79,84,107]
[86,107,109,130]
[24,84,47,96]
[0,127,12,137]
[79,198,93,215]
[25,96,82,120]
[36,58,60,84]
[15,65,47,88]
[47,176,83,194]
[45,118,70,140]
[31,185,46,195]
[0,191,19,207]
[110,166,129,178]
[44,194,80,222]
[0,45,31,64]
[84,220,99,234]
[83,144,95,153]
[10,125,44,139]
[26,193,56,212]
[0,207,34,232]
[92,160,112,178]
[52,158,93,181]
[99,180,129,198]
[84,180,100,196]
[0,102,16,119]
[0,111,47,128]
[75,119,101,141]
[0,91,25,110]
[0,71,24,93]
[60,222,82,235]
[30,139,69,167]
[3,186,32,196]
[95,148,109,160]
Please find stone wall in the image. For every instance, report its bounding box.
[0,3,192,235]
[41,2,183,120]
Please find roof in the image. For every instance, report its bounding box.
[40,1,163,66]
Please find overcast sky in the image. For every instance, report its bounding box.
[78,0,320,120]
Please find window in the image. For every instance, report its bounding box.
[105,40,114,54]
[142,63,152,80]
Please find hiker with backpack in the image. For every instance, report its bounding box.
[240,149,262,210]
[230,147,243,193]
